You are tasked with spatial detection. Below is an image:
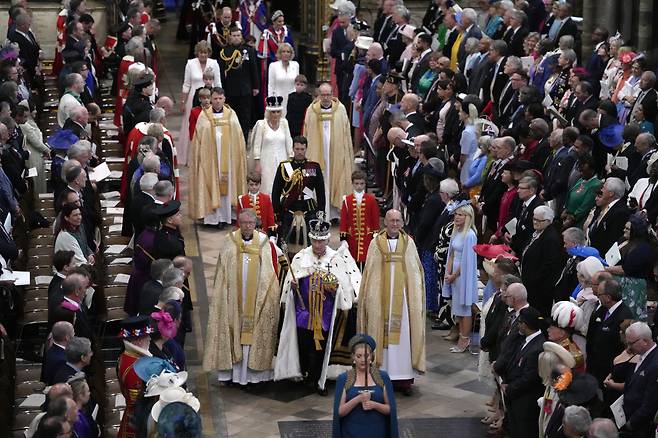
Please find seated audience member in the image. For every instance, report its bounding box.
[52,336,93,384]
[41,321,75,385]
[54,202,95,266]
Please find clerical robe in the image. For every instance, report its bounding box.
[339,192,380,263]
[202,230,280,382]
[188,106,246,223]
[358,230,426,379]
[303,98,354,220]
[275,243,361,390]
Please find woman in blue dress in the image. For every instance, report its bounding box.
[332,334,398,438]
[442,204,478,353]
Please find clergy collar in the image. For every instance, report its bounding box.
[213,107,224,114]
[386,233,399,239]
[320,103,332,110]
[242,234,254,241]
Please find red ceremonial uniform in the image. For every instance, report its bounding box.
[53,9,68,75]
[236,192,276,234]
[339,192,380,262]
[114,56,136,127]
[189,106,202,140]
[117,351,144,438]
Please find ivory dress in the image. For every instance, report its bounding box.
[267,60,299,117]
[252,118,293,194]
[179,57,221,165]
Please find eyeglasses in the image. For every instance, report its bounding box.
[626,338,641,347]
[532,218,549,222]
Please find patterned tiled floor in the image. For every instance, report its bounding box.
[158,15,492,437]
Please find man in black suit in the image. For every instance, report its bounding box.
[48,251,75,314]
[493,57,523,126]
[481,269,522,361]
[404,139,438,235]
[500,306,546,438]
[520,206,565,316]
[629,71,658,124]
[541,128,573,212]
[503,9,529,57]
[586,177,631,256]
[130,172,158,239]
[400,93,426,133]
[481,40,509,108]
[587,278,634,386]
[480,136,515,234]
[493,281,530,373]
[219,26,260,139]
[627,133,657,188]
[622,321,658,438]
[0,118,28,197]
[543,2,578,45]
[585,27,609,82]
[410,33,433,94]
[50,274,93,340]
[511,176,544,256]
[52,336,93,384]
[456,8,482,73]
[572,81,599,133]
[137,259,174,315]
[8,12,41,82]
[62,106,90,141]
[373,0,396,45]
[467,38,491,95]
[41,321,74,385]
[331,10,356,108]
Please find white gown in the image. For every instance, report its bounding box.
[252,119,293,194]
[179,57,222,165]
[267,60,299,117]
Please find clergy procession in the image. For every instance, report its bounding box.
[4,0,658,437]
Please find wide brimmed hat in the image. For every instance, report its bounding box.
[473,244,515,260]
[558,373,600,406]
[308,212,331,240]
[265,95,284,112]
[154,200,181,219]
[399,24,416,40]
[47,130,79,151]
[543,341,576,369]
[355,36,373,50]
[119,315,154,339]
[151,387,200,422]
[156,402,202,438]
[144,370,188,397]
[599,123,624,149]
[134,357,177,382]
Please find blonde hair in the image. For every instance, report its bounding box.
[452,204,476,236]
[277,42,295,60]
[194,40,211,56]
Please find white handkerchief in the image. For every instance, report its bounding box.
[27,167,38,178]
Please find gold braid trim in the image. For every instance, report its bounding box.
[344,367,384,391]
[219,48,243,73]
[280,164,304,198]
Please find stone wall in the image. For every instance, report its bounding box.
[0,1,109,59]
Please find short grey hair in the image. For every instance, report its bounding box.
[439,178,460,198]
[505,56,523,73]
[139,172,158,191]
[560,49,577,65]
[559,35,575,49]
[499,136,516,153]
[161,267,184,288]
[154,180,174,198]
[462,8,477,23]
[501,274,522,289]
[519,176,538,192]
[142,153,161,173]
[52,321,75,344]
[465,37,480,54]
[563,406,592,435]
[588,418,619,438]
[159,286,184,303]
[65,337,92,363]
[151,259,174,280]
[563,227,586,245]
[510,9,526,23]
[14,13,31,27]
[604,177,625,199]
[393,5,410,21]
[507,282,528,301]
[67,140,92,160]
[149,107,166,123]
[64,73,82,89]
[125,36,144,55]
[139,136,159,152]
[533,205,554,222]
[626,321,653,341]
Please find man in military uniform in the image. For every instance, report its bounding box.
[123,71,155,135]
[271,136,326,254]
[206,6,236,58]
[219,25,260,140]
[152,200,185,261]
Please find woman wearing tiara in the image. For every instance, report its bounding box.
[251,95,293,194]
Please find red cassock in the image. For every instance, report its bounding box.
[114,56,136,128]
[53,10,68,75]
[117,352,143,438]
[236,192,276,235]
[121,122,179,201]
[188,106,202,140]
[339,193,380,262]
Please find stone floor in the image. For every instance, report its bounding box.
[156,14,493,437]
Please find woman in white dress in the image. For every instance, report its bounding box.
[252,96,293,194]
[267,43,299,117]
[179,40,222,165]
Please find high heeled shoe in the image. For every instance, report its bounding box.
[449,335,471,353]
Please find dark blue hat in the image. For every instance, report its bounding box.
[156,402,202,438]
[599,123,624,149]
[47,130,79,151]
[567,245,606,265]
[349,333,376,352]
[155,200,181,218]
[134,357,177,382]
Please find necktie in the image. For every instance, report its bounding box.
[604,310,610,320]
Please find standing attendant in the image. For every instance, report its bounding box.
[267,43,299,117]
[257,10,295,107]
[179,41,222,166]
[339,170,380,267]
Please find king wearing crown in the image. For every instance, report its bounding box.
[275,213,361,395]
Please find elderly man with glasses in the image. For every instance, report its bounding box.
[584,177,631,256]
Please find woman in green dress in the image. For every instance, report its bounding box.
[562,155,602,228]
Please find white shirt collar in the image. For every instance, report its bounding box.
[53,342,67,350]
[523,194,537,207]
[421,48,432,58]
[636,343,657,371]
[522,330,542,349]
[56,271,66,279]
[606,299,623,315]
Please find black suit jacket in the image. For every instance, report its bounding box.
[586,302,634,385]
[554,17,578,43]
[511,196,544,256]
[220,45,259,96]
[480,159,509,231]
[480,293,509,361]
[52,362,79,385]
[405,112,426,134]
[467,53,490,96]
[505,26,529,58]
[41,344,66,385]
[62,119,90,141]
[130,191,156,238]
[482,57,509,104]
[587,200,631,256]
[410,50,432,94]
[48,274,65,315]
[624,346,658,432]
[520,226,565,315]
[628,150,656,188]
[138,280,164,316]
[8,29,40,77]
[49,299,93,341]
